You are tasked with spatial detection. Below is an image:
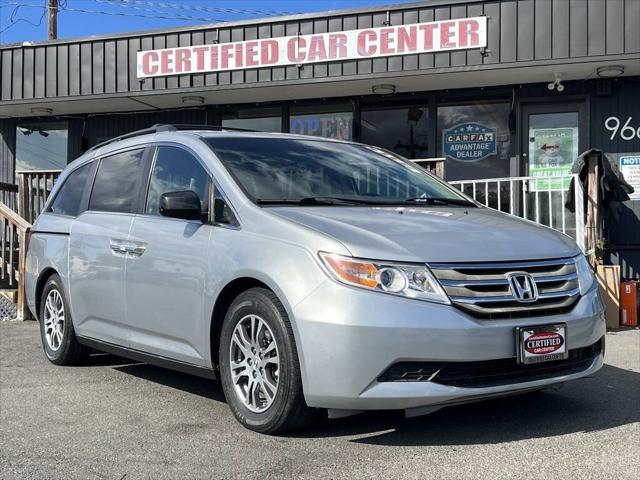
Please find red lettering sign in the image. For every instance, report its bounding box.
[245,41,258,67]
[141,51,159,76]
[329,33,347,59]
[418,24,436,50]
[160,50,173,75]
[357,30,377,56]
[308,35,327,61]
[261,40,278,65]
[175,48,191,73]
[287,37,306,63]
[136,17,487,78]
[379,28,395,55]
[192,46,208,70]
[397,26,417,53]
[440,21,455,48]
[220,44,233,69]
[459,19,480,47]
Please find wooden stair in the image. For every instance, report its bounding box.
[0,201,31,320]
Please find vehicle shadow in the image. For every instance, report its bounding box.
[83,352,141,367]
[105,356,639,446]
[290,364,640,445]
[112,361,227,403]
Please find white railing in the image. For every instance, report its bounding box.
[450,174,586,252]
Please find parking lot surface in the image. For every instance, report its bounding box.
[1,321,638,479]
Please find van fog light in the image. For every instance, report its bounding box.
[379,267,407,292]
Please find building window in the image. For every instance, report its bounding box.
[437,101,512,181]
[15,122,68,171]
[361,105,429,159]
[289,104,353,140]
[222,106,281,132]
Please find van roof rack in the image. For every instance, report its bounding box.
[87,124,255,153]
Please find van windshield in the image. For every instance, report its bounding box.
[205,137,474,207]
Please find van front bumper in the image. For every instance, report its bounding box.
[291,280,605,411]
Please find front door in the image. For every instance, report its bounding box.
[125,145,212,366]
[521,101,588,236]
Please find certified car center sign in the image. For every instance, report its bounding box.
[443,122,497,162]
[137,17,487,78]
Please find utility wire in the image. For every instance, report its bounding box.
[58,5,224,22]
[2,1,229,30]
[80,0,227,22]
[95,0,300,17]
[1,0,300,38]
[0,3,47,36]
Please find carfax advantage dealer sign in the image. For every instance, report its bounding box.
[137,17,487,78]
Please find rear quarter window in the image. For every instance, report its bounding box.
[48,163,92,217]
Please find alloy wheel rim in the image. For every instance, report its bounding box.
[43,289,64,351]
[229,314,280,413]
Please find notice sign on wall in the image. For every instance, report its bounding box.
[137,16,487,78]
[443,122,497,162]
[620,156,640,200]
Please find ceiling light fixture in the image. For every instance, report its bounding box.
[597,65,624,77]
[372,84,396,95]
[182,95,205,105]
[30,107,53,116]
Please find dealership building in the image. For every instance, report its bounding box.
[0,0,639,278]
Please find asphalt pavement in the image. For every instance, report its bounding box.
[1,321,638,479]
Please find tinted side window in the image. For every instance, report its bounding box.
[89,149,145,213]
[146,146,210,216]
[49,163,92,217]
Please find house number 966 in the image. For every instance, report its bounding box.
[605,116,640,141]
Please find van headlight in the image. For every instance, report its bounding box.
[575,254,595,295]
[319,252,450,304]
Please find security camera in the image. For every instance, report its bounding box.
[547,74,565,92]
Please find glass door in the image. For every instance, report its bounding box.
[521,102,587,237]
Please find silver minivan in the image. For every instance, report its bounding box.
[26,125,605,434]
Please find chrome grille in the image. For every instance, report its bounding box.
[429,258,580,318]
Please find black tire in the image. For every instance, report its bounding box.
[219,288,320,434]
[39,274,90,366]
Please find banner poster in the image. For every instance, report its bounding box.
[528,127,578,191]
[443,122,497,162]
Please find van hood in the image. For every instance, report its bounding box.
[269,206,580,263]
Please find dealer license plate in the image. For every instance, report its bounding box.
[517,324,568,365]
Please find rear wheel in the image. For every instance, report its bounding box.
[219,288,320,434]
[39,274,89,365]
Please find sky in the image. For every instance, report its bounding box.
[0,0,413,45]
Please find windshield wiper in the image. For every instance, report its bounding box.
[256,196,372,206]
[404,196,477,207]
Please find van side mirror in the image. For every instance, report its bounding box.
[159,191,204,221]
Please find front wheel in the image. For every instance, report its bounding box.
[219,288,320,434]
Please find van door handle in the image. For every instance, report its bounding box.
[110,239,147,256]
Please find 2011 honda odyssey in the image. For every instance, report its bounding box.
[26,124,605,434]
